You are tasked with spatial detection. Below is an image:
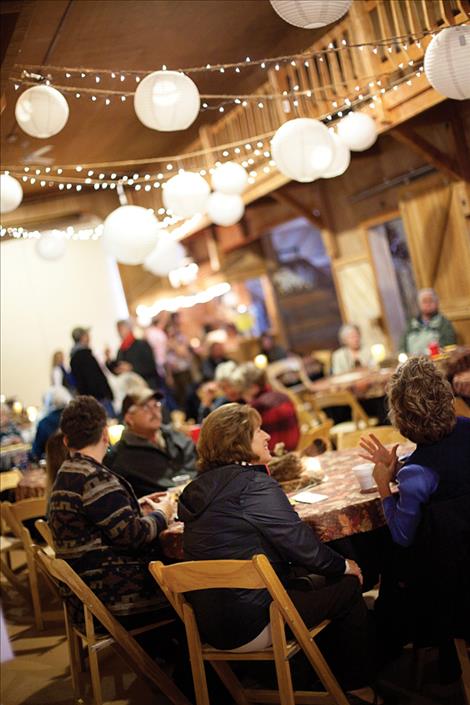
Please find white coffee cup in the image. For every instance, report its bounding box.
[352,462,376,491]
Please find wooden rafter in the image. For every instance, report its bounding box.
[390,126,466,183]
[269,190,325,230]
[450,109,470,184]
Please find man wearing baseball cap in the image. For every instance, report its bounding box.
[105,388,196,497]
[70,326,114,416]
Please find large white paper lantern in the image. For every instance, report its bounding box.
[271,118,334,183]
[102,205,159,265]
[134,70,200,131]
[144,236,186,276]
[162,171,210,218]
[35,232,67,261]
[424,26,470,100]
[211,162,248,195]
[270,0,352,28]
[207,192,245,227]
[322,131,350,178]
[15,85,69,139]
[0,174,23,213]
[337,112,377,152]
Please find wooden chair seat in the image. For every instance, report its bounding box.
[338,425,407,451]
[297,419,333,453]
[150,555,350,705]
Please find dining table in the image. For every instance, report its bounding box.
[159,442,415,561]
[308,367,396,400]
[453,369,470,400]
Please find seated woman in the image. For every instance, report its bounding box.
[179,403,380,704]
[360,356,470,548]
[48,395,175,628]
[331,324,372,376]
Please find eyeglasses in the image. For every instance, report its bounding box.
[130,400,162,413]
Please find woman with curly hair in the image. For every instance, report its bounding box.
[360,356,470,547]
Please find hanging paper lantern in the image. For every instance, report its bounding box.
[207,192,245,227]
[102,205,159,265]
[0,174,23,213]
[322,131,350,178]
[35,231,67,261]
[144,236,186,276]
[211,162,248,195]
[424,26,470,101]
[15,85,69,139]
[271,118,334,183]
[162,171,210,218]
[270,0,352,28]
[337,112,377,152]
[134,70,200,131]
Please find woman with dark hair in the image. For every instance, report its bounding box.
[179,403,381,704]
[48,395,175,626]
[360,356,470,547]
[45,431,68,498]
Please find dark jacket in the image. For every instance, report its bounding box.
[30,408,62,460]
[117,339,162,390]
[70,346,113,400]
[105,426,196,497]
[178,463,346,649]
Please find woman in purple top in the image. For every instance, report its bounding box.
[360,356,470,547]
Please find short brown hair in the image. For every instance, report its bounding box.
[197,403,262,472]
[45,431,68,495]
[388,356,456,444]
[60,396,107,450]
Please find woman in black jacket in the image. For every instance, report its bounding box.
[179,403,380,704]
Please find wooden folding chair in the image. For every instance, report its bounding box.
[34,547,191,705]
[309,390,377,445]
[150,554,349,705]
[1,497,62,630]
[454,397,470,418]
[267,357,326,431]
[297,419,333,453]
[337,425,406,451]
[35,518,54,548]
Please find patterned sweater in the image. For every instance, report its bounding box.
[48,453,168,621]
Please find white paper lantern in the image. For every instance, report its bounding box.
[270,0,352,28]
[271,118,334,183]
[424,26,470,101]
[322,131,350,178]
[35,232,67,261]
[207,192,245,227]
[102,205,159,265]
[211,162,248,195]
[162,171,210,218]
[15,85,69,139]
[0,174,23,213]
[144,236,186,276]
[337,112,377,152]
[134,70,200,131]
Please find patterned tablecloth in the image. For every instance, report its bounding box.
[159,443,415,560]
[453,370,470,399]
[436,346,470,380]
[308,367,395,400]
[14,468,47,501]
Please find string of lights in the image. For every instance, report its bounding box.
[10,21,464,79]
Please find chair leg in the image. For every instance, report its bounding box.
[271,608,295,705]
[26,552,44,631]
[0,556,30,600]
[183,610,210,705]
[84,607,103,705]
[455,639,470,705]
[63,604,84,702]
[209,661,251,705]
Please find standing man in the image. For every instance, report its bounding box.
[70,327,114,416]
[116,319,162,391]
[399,288,457,355]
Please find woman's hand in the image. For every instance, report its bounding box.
[359,434,398,470]
[373,461,396,498]
[139,495,176,522]
[345,559,363,586]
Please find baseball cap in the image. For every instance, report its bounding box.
[71,326,90,342]
[122,389,164,416]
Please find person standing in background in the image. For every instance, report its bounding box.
[146,313,169,380]
[116,319,162,391]
[51,351,74,390]
[70,327,114,416]
[399,288,457,355]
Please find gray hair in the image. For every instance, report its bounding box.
[231,362,264,392]
[338,324,360,346]
[418,288,438,302]
[214,360,239,383]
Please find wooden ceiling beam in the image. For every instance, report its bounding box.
[269,190,325,230]
[390,125,465,183]
[450,108,470,184]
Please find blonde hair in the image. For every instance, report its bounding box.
[197,403,261,472]
[388,356,455,444]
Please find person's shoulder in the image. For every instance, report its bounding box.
[162,424,193,447]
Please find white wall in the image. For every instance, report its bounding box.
[1,238,128,407]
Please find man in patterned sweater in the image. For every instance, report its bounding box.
[48,395,175,627]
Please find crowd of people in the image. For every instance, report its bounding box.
[2,285,467,704]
